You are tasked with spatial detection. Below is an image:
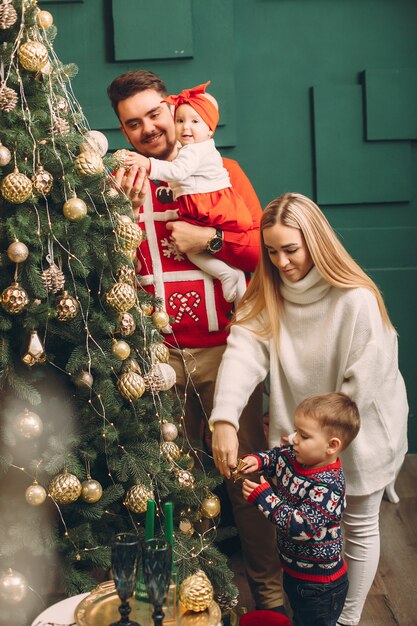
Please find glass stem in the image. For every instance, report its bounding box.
[152,604,164,626]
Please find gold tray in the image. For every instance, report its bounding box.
[75,580,222,626]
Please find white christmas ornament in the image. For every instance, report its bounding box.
[0,569,28,604]
[13,408,43,439]
[80,130,109,157]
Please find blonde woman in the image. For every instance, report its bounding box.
[209,193,408,626]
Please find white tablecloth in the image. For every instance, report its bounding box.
[31,593,88,626]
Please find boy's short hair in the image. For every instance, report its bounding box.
[296,392,360,450]
[107,70,168,117]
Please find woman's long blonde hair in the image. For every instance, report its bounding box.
[235,192,393,340]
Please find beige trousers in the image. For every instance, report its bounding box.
[170,345,283,609]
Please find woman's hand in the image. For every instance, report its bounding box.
[113,165,149,217]
[211,421,239,478]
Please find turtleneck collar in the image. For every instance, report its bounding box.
[280,266,331,304]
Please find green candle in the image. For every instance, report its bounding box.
[164,501,174,572]
[145,499,155,541]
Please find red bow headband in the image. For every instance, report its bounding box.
[164,81,219,132]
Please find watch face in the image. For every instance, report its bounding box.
[209,236,223,253]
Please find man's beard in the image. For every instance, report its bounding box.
[140,132,177,161]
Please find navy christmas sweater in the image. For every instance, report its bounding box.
[247,446,347,582]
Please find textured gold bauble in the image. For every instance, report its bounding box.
[0,569,28,604]
[74,370,93,388]
[176,469,195,488]
[124,483,154,513]
[105,281,136,313]
[0,84,18,113]
[115,217,143,251]
[63,196,87,221]
[116,264,136,286]
[80,130,108,157]
[179,517,194,536]
[36,9,53,29]
[21,330,46,366]
[12,408,43,439]
[160,441,181,462]
[81,478,103,503]
[117,311,136,337]
[75,150,104,176]
[152,309,170,330]
[179,570,214,612]
[56,291,79,321]
[0,2,18,30]
[151,342,170,364]
[0,142,12,165]
[1,282,29,314]
[200,494,221,519]
[161,420,178,442]
[117,370,145,401]
[48,470,82,504]
[113,149,130,169]
[1,170,33,204]
[41,263,65,293]
[7,241,29,264]
[140,302,153,316]
[112,339,131,360]
[31,166,53,195]
[144,362,176,393]
[25,482,47,506]
[18,40,49,72]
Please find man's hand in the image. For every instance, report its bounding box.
[166,221,216,254]
[113,165,149,217]
[242,475,268,501]
[212,421,239,478]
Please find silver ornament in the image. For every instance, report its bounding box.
[80,130,108,157]
[74,370,93,388]
[0,142,11,166]
[161,421,178,441]
[12,408,43,439]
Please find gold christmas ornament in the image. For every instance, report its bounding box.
[117,369,146,401]
[116,311,136,337]
[54,96,69,115]
[7,241,29,264]
[1,282,29,314]
[48,469,82,504]
[74,370,94,388]
[25,481,47,506]
[56,291,79,321]
[152,309,170,330]
[0,169,33,204]
[22,330,47,366]
[75,150,104,176]
[51,113,69,135]
[18,40,49,72]
[31,165,53,195]
[161,420,178,442]
[0,83,18,112]
[81,478,103,503]
[36,9,53,29]
[12,407,43,439]
[40,60,53,77]
[144,362,176,393]
[200,494,221,519]
[116,264,136,286]
[0,1,18,30]
[176,469,195,488]
[113,149,130,169]
[80,130,108,157]
[41,262,65,293]
[151,342,170,364]
[160,441,181,462]
[215,591,239,612]
[179,516,194,536]
[112,339,131,360]
[140,302,153,316]
[115,216,143,252]
[179,570,214,612]
[0,142,12,165]
[124,483,154,513]
[0,569,28,604]
[105,281,136,313]
[63,196,88,221]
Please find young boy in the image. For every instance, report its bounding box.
[242,392,361,626]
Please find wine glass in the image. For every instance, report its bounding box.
[110,532,141,626]
[142,539,172,626]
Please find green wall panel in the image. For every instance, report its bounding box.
[112,0,194,62]
[364,69,417,140]
[313,85,411,205]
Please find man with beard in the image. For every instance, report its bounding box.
[107,70,285,614]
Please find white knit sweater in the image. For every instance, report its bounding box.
[209,266,408,496]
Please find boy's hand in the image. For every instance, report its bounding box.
[241,455,259,474]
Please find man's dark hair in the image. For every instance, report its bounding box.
[107,70,168,118]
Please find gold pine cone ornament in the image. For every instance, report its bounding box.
[179,570,214,612]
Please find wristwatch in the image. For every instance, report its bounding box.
[206,228,223,254]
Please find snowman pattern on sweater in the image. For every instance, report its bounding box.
[247,446,347,582]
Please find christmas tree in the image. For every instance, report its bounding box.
[0,2,237,624]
